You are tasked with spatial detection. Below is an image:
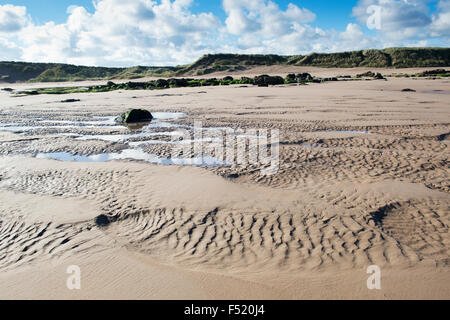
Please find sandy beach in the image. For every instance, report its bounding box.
[0,68,449,299]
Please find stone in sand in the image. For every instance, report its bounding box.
[95,214,111,227]
[118,109,153,123]
[254,75,285,86]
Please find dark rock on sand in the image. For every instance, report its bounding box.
[357,71,375,78]
[254,75,285,86]
[117,109,153,123]
[155,79,169,88]
[402,88,416,92]
[322,77,338,81]
[286,74,296,81]
[61,99,81,103]
[95,214,111,227]
[168,78,188,87]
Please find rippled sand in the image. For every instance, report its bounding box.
[0,73,449,299]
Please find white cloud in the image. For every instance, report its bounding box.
[223,0,316,37]
[430,0,450,38]
[0,4,29,33]
[7,0,221,66]
[353,0,438,40]
[0,0,448,66]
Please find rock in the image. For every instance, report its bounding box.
[286,73,296,81]
[155,79,169,88]
[95,214,111,227]
[254,75,285,86]
[61,99,80,103]
[296,73,313,81]
[117,109,153,123]
[401,88,416,92]
[357,71,375,78]
[373,73,385,80]
[419,69,448,77]
[240,77,254,84]
[322,77,338,81]
[168,78,188,87]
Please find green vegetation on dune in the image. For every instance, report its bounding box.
[0,48,449,83]
[382,47,450,67]
[175,53,288,75]
[0,61,124,83]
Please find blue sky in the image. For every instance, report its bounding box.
[0,0,449,66]
[3,0,369,30]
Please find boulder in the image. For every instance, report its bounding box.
[155,79,169,88]
[95,214,111,227]
[117,109,153,123]
[286,73,296,81]
[168,78,188,87]
[254,75,285,86]
[357,71,375,78]
[296,73,313,81]
[240,77,254,84]
[373,73,385,80]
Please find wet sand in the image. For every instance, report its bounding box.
[0,70,449,299]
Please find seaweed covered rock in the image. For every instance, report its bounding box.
[117,109,153,123]
[155,79,169,88]
[373,72,385,79]
[168,78,188,87]
[240,77,254,84]
[286,73,296,80]
[296,73,313,81]
[254,75,285,86]
[95,214,111,227]
[357,71,375,78]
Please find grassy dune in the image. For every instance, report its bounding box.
[0,47,449,83]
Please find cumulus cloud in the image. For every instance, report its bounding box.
[0,4,29,33]
[430,0,450,38]
[0,0,448,66]
[8,0,221,66]
[223,0,316,36]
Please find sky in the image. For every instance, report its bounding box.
[0,0,449,67]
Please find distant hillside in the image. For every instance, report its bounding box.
[1,47,449,83]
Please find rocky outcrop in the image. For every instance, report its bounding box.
[117,109,153,123]
[254,75,285,86]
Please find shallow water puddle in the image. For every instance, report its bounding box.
[36,149,230,167]
[1,111,232,167]
[423,91,450,95]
